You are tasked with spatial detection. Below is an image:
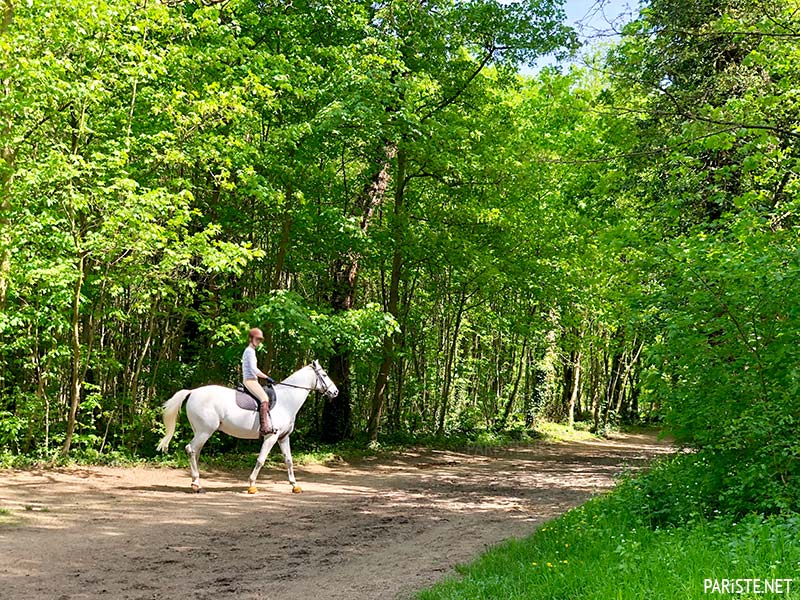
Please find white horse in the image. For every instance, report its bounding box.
[156,360,338,494]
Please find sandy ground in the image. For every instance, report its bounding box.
[0,432,672,600]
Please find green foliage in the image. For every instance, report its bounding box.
[2,0,583,455]
[608,0,800,515]
[0,411,23,451]
[642,236,800,513]
[1,0,797,511]
[210,290,399,359]
[415,5,800,595]
[256,291,400,357]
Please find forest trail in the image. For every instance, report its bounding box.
[0,432,672,600]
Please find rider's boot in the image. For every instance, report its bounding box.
[259,403,276,439]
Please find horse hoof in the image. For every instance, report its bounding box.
[247,486,258,494]
[191,485,205,494]
[292,485,303,494]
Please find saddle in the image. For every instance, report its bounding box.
[235,383,276,412]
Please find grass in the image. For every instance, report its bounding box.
[418,487,800,599]
[0,505,50,527]
[536,420,597,442]
[0,446,349,470]
[0,507,18,527]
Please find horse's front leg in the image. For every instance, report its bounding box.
[278,435,302,494]
[247,433,279,494]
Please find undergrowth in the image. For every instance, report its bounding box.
[0,420,602,469]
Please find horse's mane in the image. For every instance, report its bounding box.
[277,363,312,387]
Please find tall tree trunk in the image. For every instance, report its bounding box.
[321,343,352,442]
[390,357,406,432]
[368,148,407,441]
[321,143,395,442]
[560,354,574,422]
[523,350,537,427]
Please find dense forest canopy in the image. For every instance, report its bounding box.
[1,0,798,509]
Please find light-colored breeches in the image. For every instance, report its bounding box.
[244,379,269,406]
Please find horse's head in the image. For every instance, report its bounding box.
[311,360,339,399]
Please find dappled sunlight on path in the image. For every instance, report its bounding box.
[0,432,672,600]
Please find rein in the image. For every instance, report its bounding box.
[276,363,333,396]
[276,382,316,391]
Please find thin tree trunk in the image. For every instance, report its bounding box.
[568,352,582,427]
[524,349,536,427]
[499,336,527,427]
[629,363,641,423]
[0,200,9,310]
[613,340,644,420]
[264,183,294,374]
[272,186,293,289]
[0,145,13,310]
[437,285,467,435]
[0,2,15,309]
[586,344,597,429]
[128,300,158,412]
[602,330,625,427]
[62,251,86,455]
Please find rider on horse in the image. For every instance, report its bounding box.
[242,327,276,437]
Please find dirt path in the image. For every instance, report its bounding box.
[0,432,672,600]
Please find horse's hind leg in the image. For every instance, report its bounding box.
[186,431,212,492]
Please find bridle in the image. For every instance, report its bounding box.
[275,362,334,397]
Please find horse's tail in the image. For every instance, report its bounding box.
[156,390,191,452]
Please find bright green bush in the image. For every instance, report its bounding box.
[642,235,800,516]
